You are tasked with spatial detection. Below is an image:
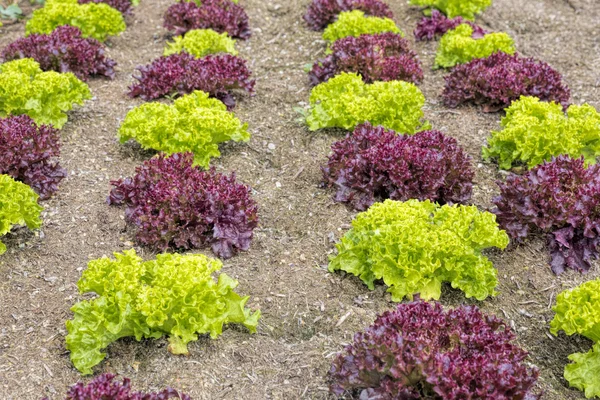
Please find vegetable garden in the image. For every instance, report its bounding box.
[0,0,599,398]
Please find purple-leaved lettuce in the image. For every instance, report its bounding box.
[323,123,473,210]
[443,52,570,111]
[1,25,116,81]
[493,155,600,274]
[309,32,423,86]
[414,9,486,41]
[304,0,393,31]
[164,0,250,39]
[128,53,254,108]
[330,301,540,399]
[0,115,65,200]
[108,152,258,259]
[42,373,190,400]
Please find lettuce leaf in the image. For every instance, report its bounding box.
[435,24,515,68]
[564,342,600,399]
[164,28,238,58]
[483,96,600,170]
[551,279,600,342]
[306,72,428,133]
[65,249,260,375]
[26,0,126,42]
[329,199,509,301]
[0,174,43,255]
[409,0,492,20]
[322,10,401,46]
[0,58,91,128]
[118,90,250,168]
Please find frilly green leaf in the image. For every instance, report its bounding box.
[551,279,600,342]
[409,0,492,20]
[328,199,508,302]
[483,96,600,170]
[306,72,428,133]
[564,342,600,399]
[66,249,260,375]
[0,58,91,128]
[0,174,43,255]
[164,28,238,58]
[118,90,250,168]
[322,10,401,46]
[435,24,515,68]
[26,0,126,42]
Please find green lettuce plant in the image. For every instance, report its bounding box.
[483,96,600,170]
[0,58,91,128]
[66,249,260,375]
[164,28,238,58]
[118,90,250,168]
[329,199,509,301]
[0,174,43,255]
[435,24,515,68]
[409,0,492,20]
[551,279,600,398]
[306,72,428,133]
[26,0,126,42]
[322,10,401,46]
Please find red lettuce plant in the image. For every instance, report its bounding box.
[443,52,570,111]
[108,152,258,259]
[128,53,255,108]
[78,0,133,14]
[323,123,473,211]
[304,0,393,31]
[164,0,250,39]
[493,156,600,274]
[309,32,423,86]
[1,25,116,81]
[414,9,486,41]
[329,301,540,399]
[0,115,65,200]
[42,373,190,400]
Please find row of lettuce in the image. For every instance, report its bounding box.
[0,0,265,398]
[301,0,600,399]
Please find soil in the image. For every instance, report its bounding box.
[0,0,599,399]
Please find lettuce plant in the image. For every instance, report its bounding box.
[414,9,486,41]
[493,156,600,274]
[409,0,492,20]
[304,0,393,31]
[306,72,428,133]
[1,25,116,80]
[66,249,260,375]
[164,28,238,58]
[435,24,515,68]
[108,152,258,258]
[483,96,600,170]
[0,58,91,129]
[118,90,250,168]
[551,280,600,398]
[329,199,509,301]
[323,123,473,210]
[164,0,250,39]
[78,0,135,14]
[330,301,540,399]
[128,53,254,107]
[44,373,190,400]
[0,115,66,200]
[309,32,423,86]
[0,174,43,255]
[26,0,126,42]
[322,10,401,46]
[443,52,570,112]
